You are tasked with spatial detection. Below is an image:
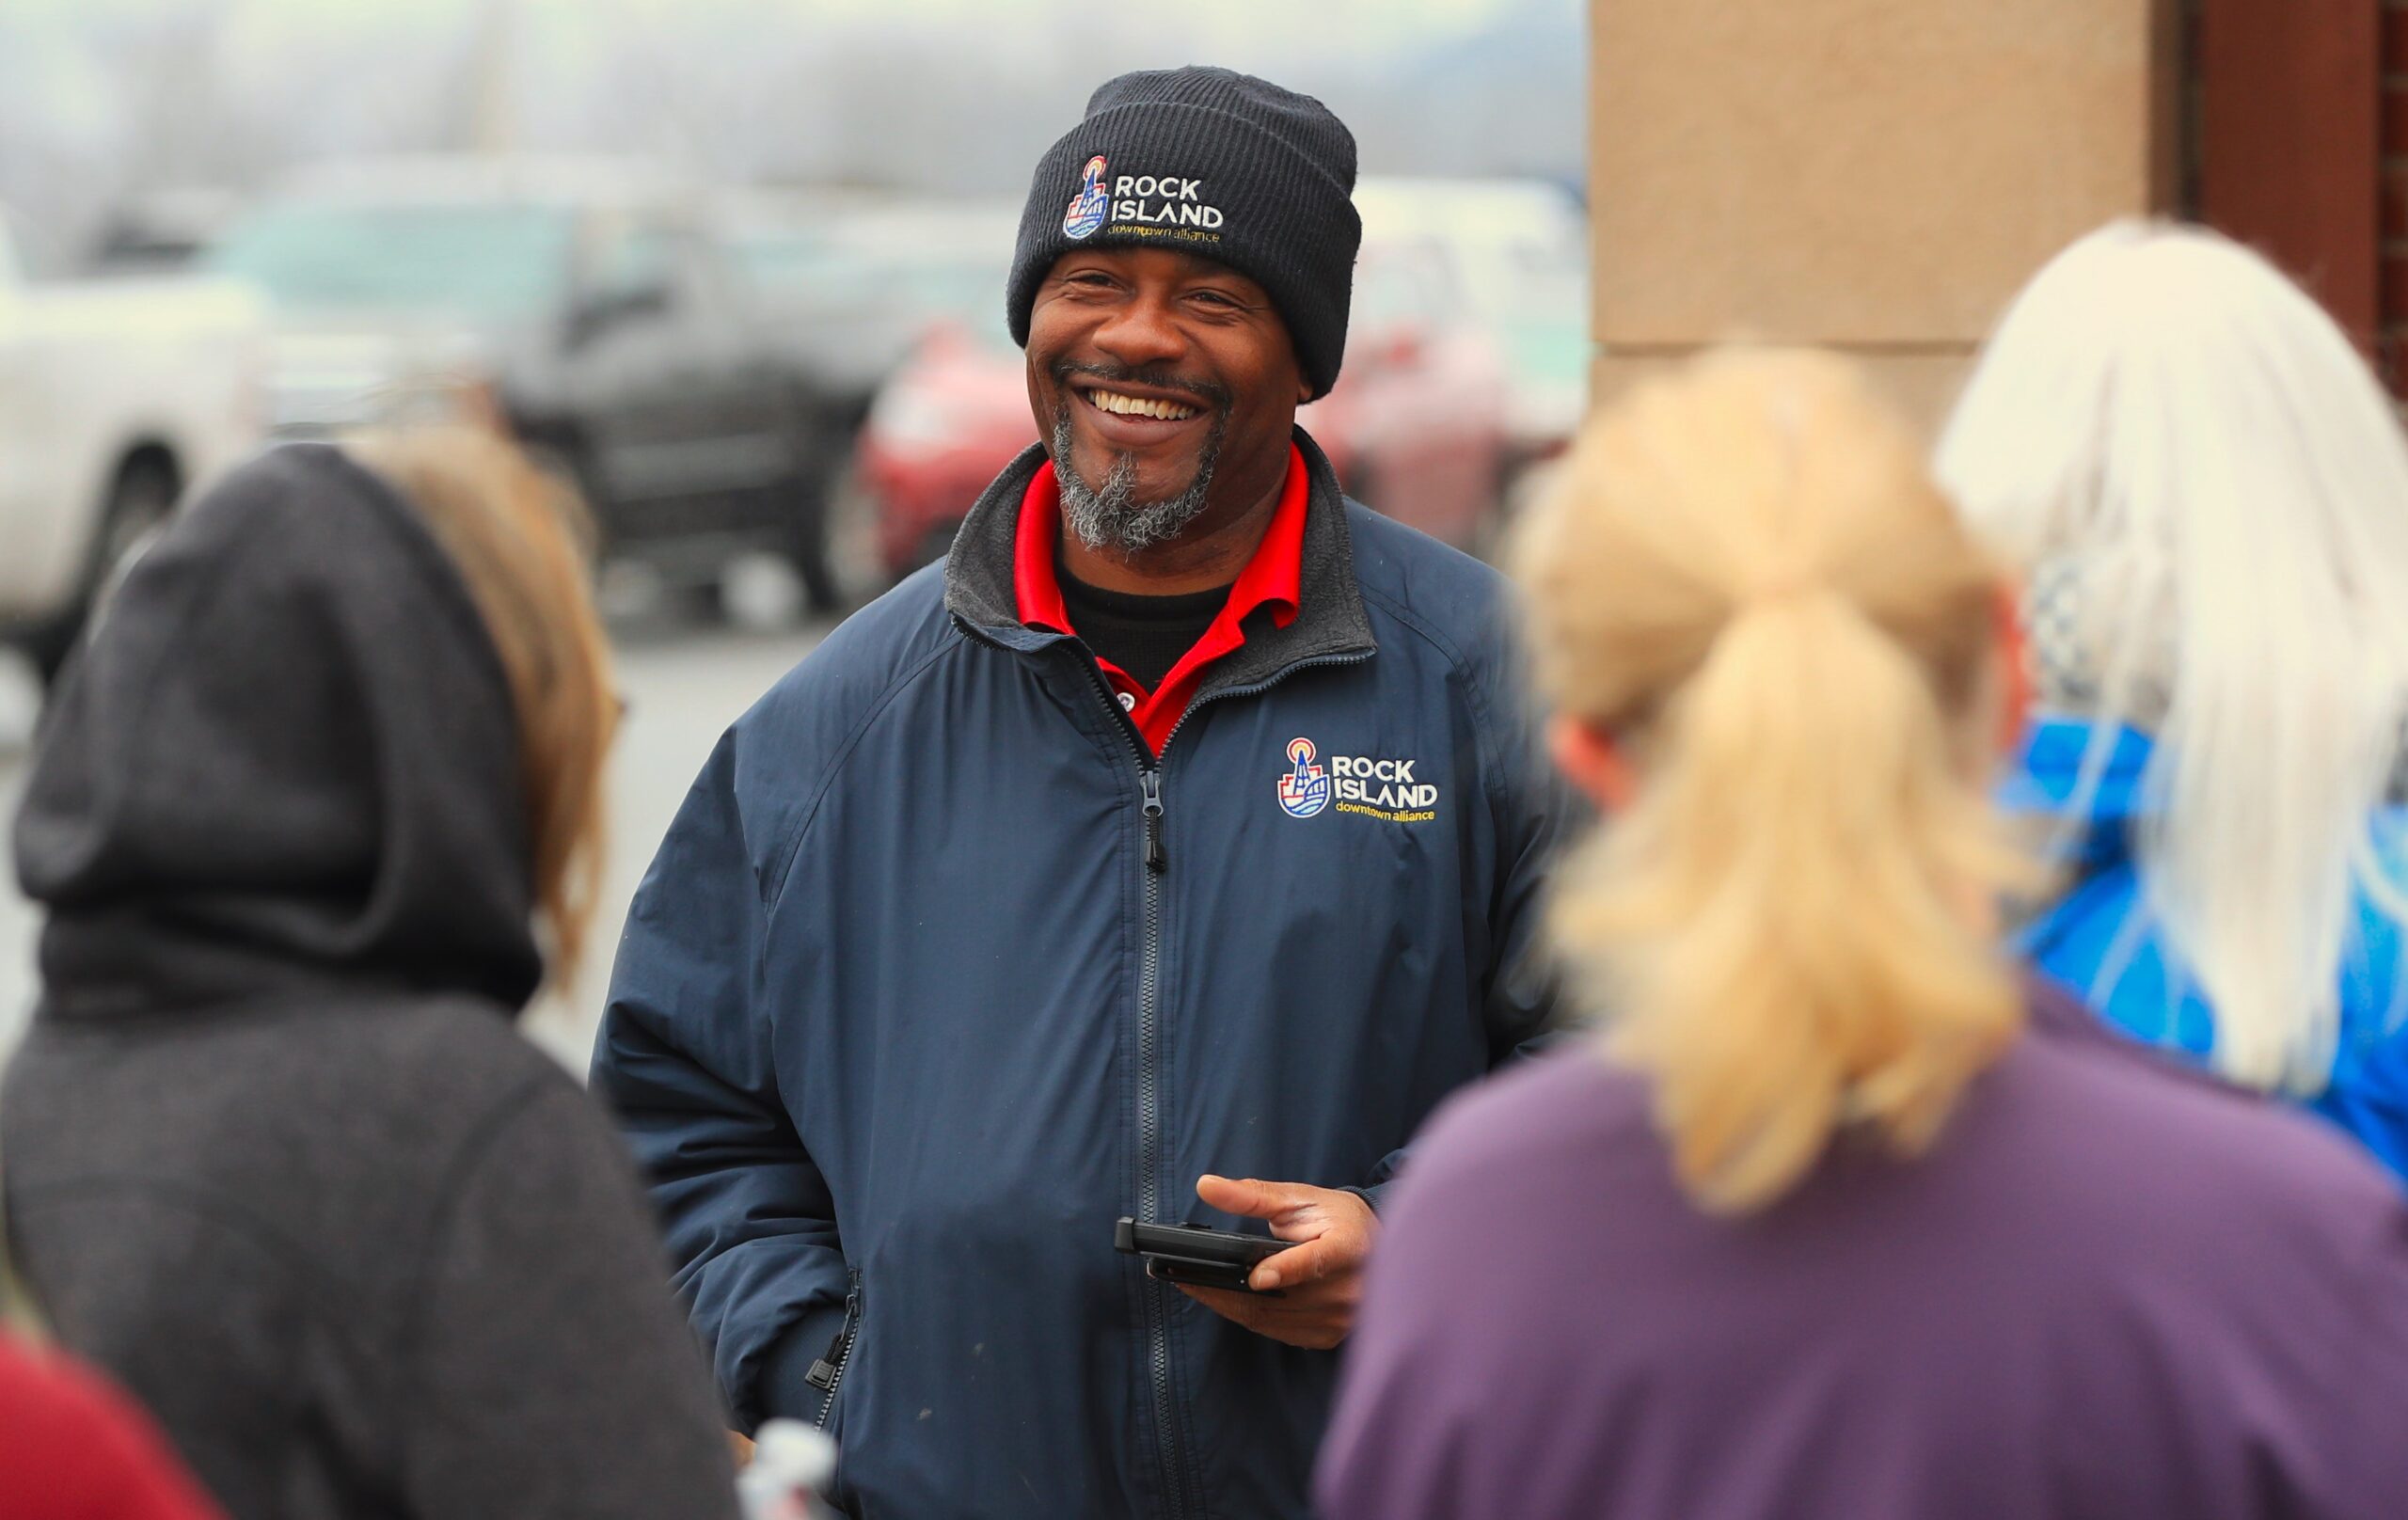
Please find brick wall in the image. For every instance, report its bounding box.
[2384,0,2408,388]
[2196,0,2380,367]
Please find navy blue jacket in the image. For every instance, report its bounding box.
[594,434,1568,1519]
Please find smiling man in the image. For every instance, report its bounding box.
[594,67,1567,1519]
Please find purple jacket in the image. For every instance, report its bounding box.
[1319,988,2408,1520]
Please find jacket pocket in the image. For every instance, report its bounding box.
[802,1268,863,1433]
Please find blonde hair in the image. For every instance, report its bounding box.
[1937,221,2408,1093]
[344,427,617,988]
[1513,350,2038,1212]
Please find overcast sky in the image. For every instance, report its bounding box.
[1,0,1584,248]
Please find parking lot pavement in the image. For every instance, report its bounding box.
[0,621,832,1068]
[524,618,832,1069]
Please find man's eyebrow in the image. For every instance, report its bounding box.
[1180,268,1268,298]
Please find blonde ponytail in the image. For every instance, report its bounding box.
[1516,352,2039,1211]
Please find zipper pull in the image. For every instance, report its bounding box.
[804,1331,846,1390]
[805,1281,863,1389]
[1141,769,1167,874]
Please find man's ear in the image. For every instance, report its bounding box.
[1548,717,1638,811]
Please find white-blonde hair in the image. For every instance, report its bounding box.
[1936,219,2408,1094]
[1514,350,2037,1212]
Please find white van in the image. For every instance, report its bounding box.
[0,205,265,684]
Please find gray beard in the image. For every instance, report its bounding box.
[1051,404,1224,555]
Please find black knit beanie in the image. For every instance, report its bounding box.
[1006,66,1362,398]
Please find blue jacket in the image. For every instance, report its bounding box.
[593,434,1568,1519]
[2006,717,2408,1181]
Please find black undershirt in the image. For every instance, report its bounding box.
[1055,558,1232,691]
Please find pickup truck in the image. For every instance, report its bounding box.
[206,157,865,612]
[0,206,264,683]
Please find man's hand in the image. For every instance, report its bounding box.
[1170,1174,1378,1351]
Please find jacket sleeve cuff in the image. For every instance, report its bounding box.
[743,1295,855,1434]
[1344,1145,1411,1216]
[1339,1181,1390,1216]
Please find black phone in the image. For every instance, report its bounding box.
[1114,1217,1288,1294]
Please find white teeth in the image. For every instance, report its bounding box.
[1089,389,1197,421]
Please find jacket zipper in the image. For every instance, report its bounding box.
[1081,647,1371,1520]
[1072,662,1189,1520]
[803,1271,863,1432]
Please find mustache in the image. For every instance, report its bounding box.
[1050,359,1232,415]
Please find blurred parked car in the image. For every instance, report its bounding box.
[1304,237,1512,550]
[207,157,859,610]
[0,203,265,684]
[713,188,942,432]
[852,237,1510,582]
[723,197,1024,582]
[858,312,1033,578]
[85,188,244,277]
[1354,177,1588,483]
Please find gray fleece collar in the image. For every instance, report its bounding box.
[943,426,1377,697]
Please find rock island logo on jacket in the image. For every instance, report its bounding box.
[1277,737,1330,819]
[1063,155,1110,240]
[1280,737,1443,824]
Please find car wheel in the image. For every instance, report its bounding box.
[783,472,842,614]
[672,574,732,627]
[819,458,886,608]
[24,456,179,689]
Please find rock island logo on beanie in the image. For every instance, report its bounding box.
[1105,172,1225,240]
[1063,155,1110,240]
[1009,67,1364,397]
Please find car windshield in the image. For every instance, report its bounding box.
[208,200,576,321]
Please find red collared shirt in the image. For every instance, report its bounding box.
[1015,443,1309,754]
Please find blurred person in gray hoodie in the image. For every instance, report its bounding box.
[0,434,740,1520]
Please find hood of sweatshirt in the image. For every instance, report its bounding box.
[13,442,543,1020]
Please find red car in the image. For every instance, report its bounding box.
[855,241,1511,582]
[856,315,1037,578]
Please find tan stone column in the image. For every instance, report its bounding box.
[1587,1,2179,436]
